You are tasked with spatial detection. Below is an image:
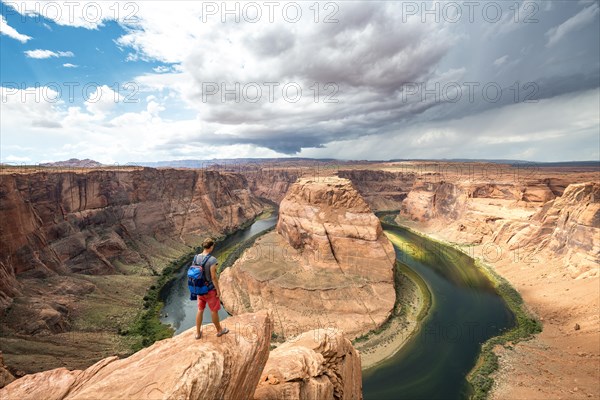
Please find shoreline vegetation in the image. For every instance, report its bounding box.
[122,208,275,352]
[466,260,542,400]
[379,211,542,400]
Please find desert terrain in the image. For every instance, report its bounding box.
[343,162,599,399]
[0,160,598,399]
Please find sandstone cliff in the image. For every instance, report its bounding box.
[0,168,263,323]
[492,181,599,276]
[0,311,271,399]
[243,161,341,204]
[337,169,415,211]
[245,168,301,204]
[530,182,599,269]
[398,177,599,276]
[255,329,362,400]
[0,352,15,389]
[340,164,576,215]
[220,177,396,339]
[401,180,468,222]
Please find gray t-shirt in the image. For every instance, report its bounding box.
[194,254,218,284]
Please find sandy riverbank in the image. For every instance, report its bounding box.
[355,261,431,370]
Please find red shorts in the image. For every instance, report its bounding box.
[197,289,221,312]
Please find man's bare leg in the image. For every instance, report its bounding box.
[211,310,222,332]
[195,309,204,339]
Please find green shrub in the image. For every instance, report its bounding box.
[467,262,542,399]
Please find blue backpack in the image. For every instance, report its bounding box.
[188,254,214,296]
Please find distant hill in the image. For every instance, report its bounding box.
[40,158,104,168]
[386,159,600,168]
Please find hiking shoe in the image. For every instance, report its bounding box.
[216,328,229,337]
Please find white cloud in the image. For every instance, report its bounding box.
[104,2,460,154]
[493,55,508,67]
[3,155,32,162]
[63,63,78,68]
[0,15,31,43]
[0,82,290,164]
[546,3,599,47]
[2,83,598,164]
[84,85,123,118]
[25,49,74,59]
[152,66,171,73]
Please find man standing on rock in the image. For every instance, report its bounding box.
[195,238,229,339]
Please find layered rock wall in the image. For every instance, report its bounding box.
[0,168,264,328]
[337,169,415,211]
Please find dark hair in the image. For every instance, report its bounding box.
[202,238,215,249]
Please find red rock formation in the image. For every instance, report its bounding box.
[245,168,301,204]
[0,168,264,329]
[395,174,599,276]
[401,180,468,222]
[255,329,362,400]
[362,163,599,399]
[493,182,600,276]
[277,177,395,279]
[221,177,395,339]
[0,311,271,400]
[0,352,15,389]
[337,169,416,211]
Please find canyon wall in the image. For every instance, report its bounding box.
[242,162,341,204]
[397,177,599,274]
[338,164,598,399]
[220,177,396,339]
[0,168,264,325]
[337,169,415,211]
[245,168,301,204]
[339,165,575,214]
[0,167,266,377]
[492,181,599,275]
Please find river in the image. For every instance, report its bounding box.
[160,215,515,399]
[362,224,515,399]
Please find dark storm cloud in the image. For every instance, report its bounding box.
[244,28,296,57]
[161,1,599,157]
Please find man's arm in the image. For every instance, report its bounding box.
[211,263,220,297]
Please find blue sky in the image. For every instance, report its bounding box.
[1,1,599,163]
